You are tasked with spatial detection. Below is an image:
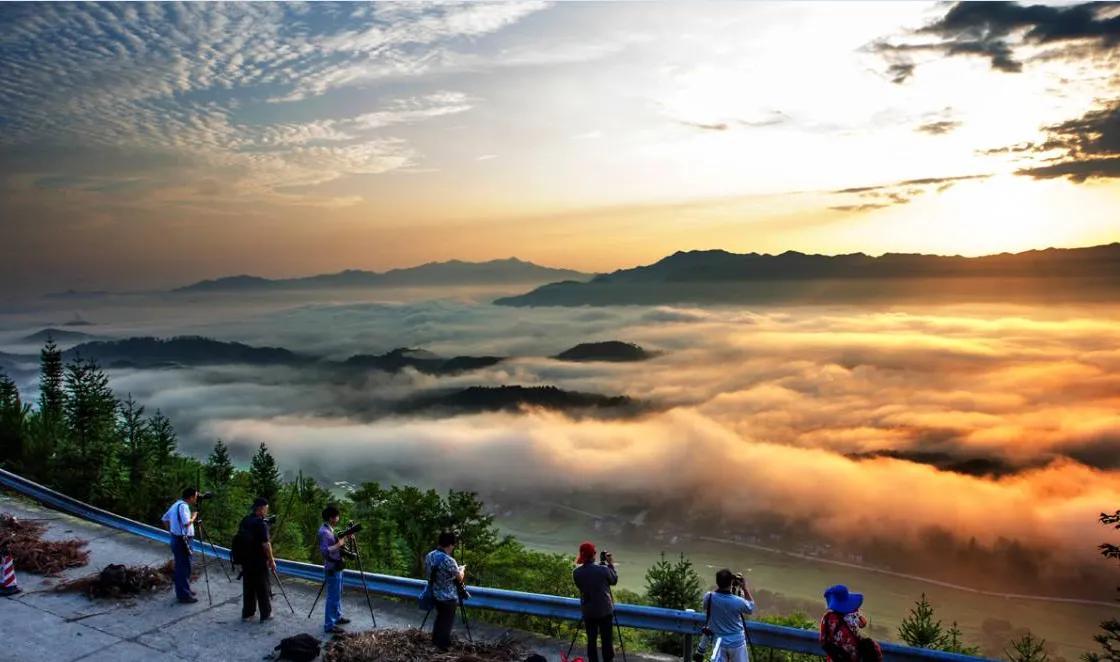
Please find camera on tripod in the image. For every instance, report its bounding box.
[337,521,362,539]
[264,514,278,526]
[197,491,215,501]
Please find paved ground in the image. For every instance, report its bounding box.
[1,494,664,662]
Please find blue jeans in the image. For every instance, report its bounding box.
[170,538,192,600]
[323,568,344,631]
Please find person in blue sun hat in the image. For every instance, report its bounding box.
[819,584,881,662]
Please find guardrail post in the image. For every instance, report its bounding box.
[683,608,695,661]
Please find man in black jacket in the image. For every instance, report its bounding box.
[572,541,618,662]
[239,497,276,622]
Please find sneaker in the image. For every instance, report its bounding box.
[178,596,199,604]
[260,615,273,623]
[325,625,346,634]
[336,618,351,625]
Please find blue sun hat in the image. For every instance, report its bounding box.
[824,584,863,614]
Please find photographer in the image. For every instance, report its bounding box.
[238,497,276,622]
[317,504,355,634]
[424,531,465,652]
[701,569,756,662]
[572,541,618,662]
[161,487,200,604]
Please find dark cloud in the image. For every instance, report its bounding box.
[887,62,915,84]
[1018,155,1120,181]
[916,120,963,135]
[873,2,1120,80]
[1000,99,1120,180]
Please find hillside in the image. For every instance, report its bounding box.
[554,341,654,362]
[495,243,1120,306]
[175,258,592,292]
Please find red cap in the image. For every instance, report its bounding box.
[578,541,596,565]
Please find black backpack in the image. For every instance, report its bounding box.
[274,633,321,661]
[230,516,256,568]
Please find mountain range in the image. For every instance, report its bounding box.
[495,243,1120,307]
[175,258,592,293]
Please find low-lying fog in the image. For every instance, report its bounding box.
[2,288,1118,597]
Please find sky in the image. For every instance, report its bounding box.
[2,1,1120,294]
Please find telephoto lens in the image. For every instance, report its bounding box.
[264,514,278,525]
[198,492,215,500]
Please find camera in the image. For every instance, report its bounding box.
[264,514,278,526]
[337,521,363,539]
[599,550,612,564]
[456,581,470,601]
[197,492,215,501]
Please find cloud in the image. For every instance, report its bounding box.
[828,173,989,212]
[870,1,1120,80]
[984,98,1120,181]
[915,120,962,135]
[0,3,537,203]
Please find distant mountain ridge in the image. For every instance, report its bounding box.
[175,258,592,293]
[495,243,1120,307]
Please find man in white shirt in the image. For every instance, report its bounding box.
[162,487,200,604]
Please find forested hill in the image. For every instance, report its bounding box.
[495,243,1120,306]
[175,258,592,292]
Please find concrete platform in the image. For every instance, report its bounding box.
[1,494,663,661]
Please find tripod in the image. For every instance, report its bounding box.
[271,564,296,615]
[565,587,627,662]
[732,583,757,662]
[194,520,231,582]
[308,536,378,628]
[419,589,473,644]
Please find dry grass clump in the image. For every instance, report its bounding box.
[55,563,170,599]
[0,513,89,575]
[323,628,526,662]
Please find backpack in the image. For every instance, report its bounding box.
[230,516,256,568]
[274,633,321,661]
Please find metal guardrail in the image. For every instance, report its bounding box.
[0,468,989,661]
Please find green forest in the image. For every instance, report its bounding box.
[0,340,1116,661]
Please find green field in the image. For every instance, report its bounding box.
[498,511,1117,661]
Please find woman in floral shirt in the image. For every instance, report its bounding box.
[819,584,879,662]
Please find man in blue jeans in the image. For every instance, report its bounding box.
[161,487,200,604]
[318,505,355,634]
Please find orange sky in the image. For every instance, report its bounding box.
[1,2,1119,293]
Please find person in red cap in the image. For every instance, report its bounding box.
[572,541,618,662]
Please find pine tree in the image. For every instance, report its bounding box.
[898,593,945,649]
[57,357,119,502]
[0,372,26,467]
[943,621,979,655]
[645,552,704,655]
[206,439,235,487]
[147,410,177,467]
[1083,510,1120,662]
[118,394,151,518]
[38,338,64,422]
[248,442,281,504]
[1006,631,1049,662]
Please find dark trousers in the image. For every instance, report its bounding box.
[241,565,271,620]
[170,538,192,600]
[432,599,457,650]
[585,613,615,662]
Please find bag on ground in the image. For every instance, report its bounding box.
[274,633,321,661]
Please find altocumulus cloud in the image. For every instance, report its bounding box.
[0,2,545,204]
